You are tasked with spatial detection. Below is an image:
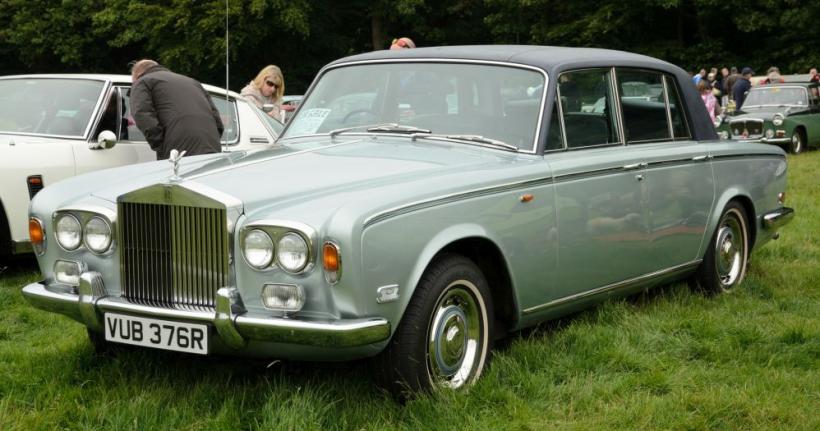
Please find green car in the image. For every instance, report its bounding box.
[717,82,820,153]
[21,46,795,398]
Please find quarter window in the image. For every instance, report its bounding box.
[558,69,620,148]
[665,77,690,139]
[616,70,671,143]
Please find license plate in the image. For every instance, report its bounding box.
[104,313,208,355]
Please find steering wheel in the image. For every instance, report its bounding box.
[342,108,378,124]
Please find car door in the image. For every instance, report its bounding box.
[615,69,715,270]
[73,85,156,175]
[548,68,652,299]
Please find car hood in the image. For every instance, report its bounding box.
[730,106,803,121]
[40,135,534,223]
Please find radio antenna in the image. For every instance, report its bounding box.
[223,0,231,152]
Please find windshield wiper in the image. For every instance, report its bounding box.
[411,133,519,152]
[367,124,432,134]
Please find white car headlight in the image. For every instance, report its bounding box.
[243,229,274,269]
[55,213,82,250]
[765,129,775,139]
[772,114,784,126]
[83,216,112,253]
[277,232,309,273]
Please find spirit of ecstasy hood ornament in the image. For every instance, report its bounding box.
[168,149,187,182]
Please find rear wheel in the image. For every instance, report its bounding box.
[376,254,493,399]
[695,202,749,293]
[789,129,804,154]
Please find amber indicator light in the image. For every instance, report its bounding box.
[29,218,44,244]
[323,243,340,271]
[520,194,534,203]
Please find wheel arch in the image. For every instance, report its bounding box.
[0,199,13,257]
[704,190,757,255]
[397,225,518,336]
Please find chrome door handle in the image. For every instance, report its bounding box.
[622,162,647,171]
[692,155,713,162]
[635,174,644,181]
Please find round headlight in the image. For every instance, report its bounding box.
[713,116,723,128]
[55,214,82,250]
[277,232,309,272]
[765,128,775,139]
[243,229,274,269]
[772,114,784,126]
[83,217,112,253]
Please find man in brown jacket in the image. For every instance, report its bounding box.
[129,59,224,160]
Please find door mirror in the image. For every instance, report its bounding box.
[91,130,117,150]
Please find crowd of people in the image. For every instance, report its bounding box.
[692,65,820,121]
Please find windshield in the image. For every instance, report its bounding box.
[0,78,105,137]
[744,87,808,107]
[282,62,546,151]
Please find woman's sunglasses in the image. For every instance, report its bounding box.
[265,80,278,88]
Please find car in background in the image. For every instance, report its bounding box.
[22,47,793,398]
[0,74,282,257]
[716,82,820,153]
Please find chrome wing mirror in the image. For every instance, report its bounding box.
[90,130,117,150]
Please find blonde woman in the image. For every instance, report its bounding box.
[241,65,285,119]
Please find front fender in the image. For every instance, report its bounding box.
[361,220,502,335]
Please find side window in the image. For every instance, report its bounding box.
[211,96,239,144]
[616,69,671,143]
[665,76,691,139]
[559,69,620,148]
[121,87,146,142]
[546,101,563,150]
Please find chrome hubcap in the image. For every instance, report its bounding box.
[427,282,484,389]
[715,214,745,287]
[792,134,802,153]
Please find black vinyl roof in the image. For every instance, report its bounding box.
[331,45,679,76]
[327,45,718,143]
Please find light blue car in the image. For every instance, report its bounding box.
[22,46,794,398]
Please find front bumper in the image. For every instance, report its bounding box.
[22,272,391,351]
[762,207,795,230]
[758,137,790,144]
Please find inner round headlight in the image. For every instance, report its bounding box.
[243,229,274,269]
[765,128,775,139]
[277,232,309,273]
[83,217,112,253]
[55,214,82,250]
[772,114,784,126]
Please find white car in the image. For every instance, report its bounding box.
[0,74,283,257]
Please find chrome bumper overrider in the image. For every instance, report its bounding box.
[22,272,391,350]
[762,207,795,230]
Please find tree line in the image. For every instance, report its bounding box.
[0,0,816,93]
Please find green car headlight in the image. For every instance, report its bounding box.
[772,114,784,126]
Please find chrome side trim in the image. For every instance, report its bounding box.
[522,260,701,314]
[762,207,794,230]
[711,153,786,161]
[362,176,553,229]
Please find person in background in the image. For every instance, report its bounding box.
[129,59,224,160]
[724,67,740,102]
[809,67,819,83]
[692,68,706,85]
[698,79,720,123]
[733,67,754,111]
[761,66,784,84]
[390,37,416,50]
[241,65,285,120]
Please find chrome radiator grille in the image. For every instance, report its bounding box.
[730,120,763,139]
[119,202,228,310]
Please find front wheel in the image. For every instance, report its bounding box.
[790,130,804,154]
[376,254,493,399]
[695,202,749,293]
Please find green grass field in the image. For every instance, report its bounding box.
[1,153,817,430]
